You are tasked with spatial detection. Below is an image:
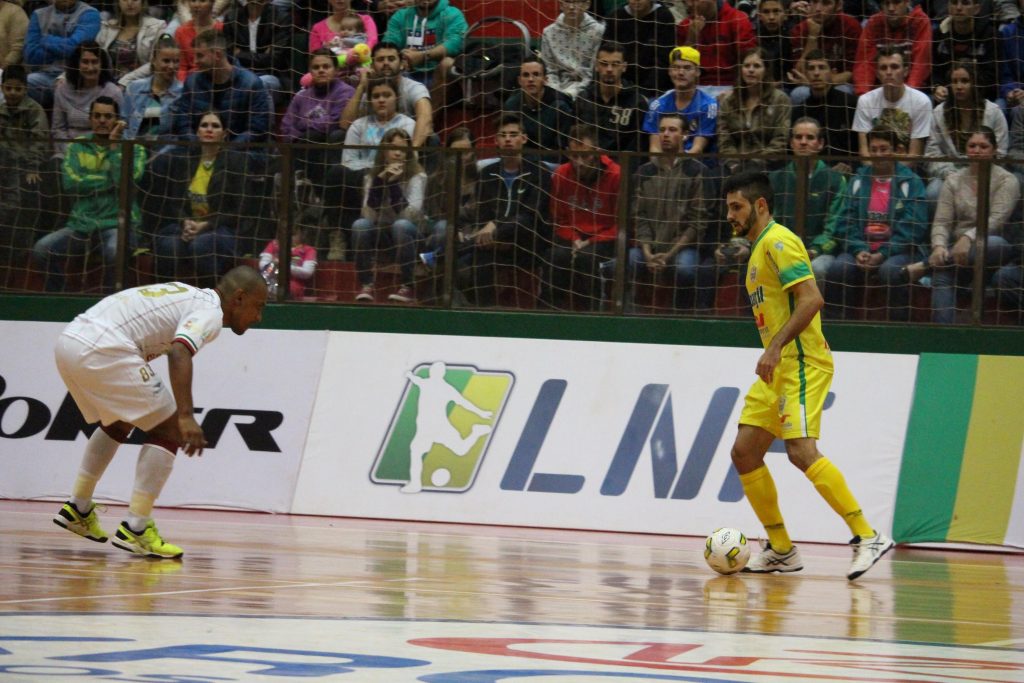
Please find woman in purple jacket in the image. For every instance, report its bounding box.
[280,48,355,186]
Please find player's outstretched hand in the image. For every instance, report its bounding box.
[179,415,208,457]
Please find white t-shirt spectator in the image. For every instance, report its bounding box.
[852,85,932,141]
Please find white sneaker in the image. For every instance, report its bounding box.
[355,284,375,302]
[388,286,415,303]
[847,531,894,580]
[743,541,804,573]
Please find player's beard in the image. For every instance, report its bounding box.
[731,211,756,238]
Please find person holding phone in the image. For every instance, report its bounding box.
[32,95,146,292]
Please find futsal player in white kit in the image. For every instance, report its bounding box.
[52,266,268,558]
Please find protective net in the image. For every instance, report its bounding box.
[0,0,1021,326]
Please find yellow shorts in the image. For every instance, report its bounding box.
[738,357,832,440]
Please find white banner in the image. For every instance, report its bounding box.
[1,322,326,513]
[296,332,917,543]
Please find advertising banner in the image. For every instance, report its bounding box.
[296,332,917,543]
[1,322,326,513]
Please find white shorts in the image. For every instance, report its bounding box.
[54,334,177,432]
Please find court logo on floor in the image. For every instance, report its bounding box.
[370,362,514,493]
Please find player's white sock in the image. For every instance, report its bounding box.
[127,444,176,532]
[70,428,122,510]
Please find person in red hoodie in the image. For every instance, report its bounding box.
[676,0,756,95]
[543,123,621,311]
[852,0,932,95]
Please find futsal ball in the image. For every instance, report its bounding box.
[704,527,751,575]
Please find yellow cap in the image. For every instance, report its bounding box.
[669,45,700,67]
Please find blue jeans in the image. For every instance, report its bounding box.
[27,68,61,109]
[930,235,1012,324]
[824,251,915,320]
[628,246,700,310]
[154,222,237,286]
[32,227,127,292]
[352,217,418,286]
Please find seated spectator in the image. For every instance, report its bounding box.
[340,41,432,147]
[768,117,847,284]
[754,0,796,88]
[502,57,575,154]
[0,64,51,265]
[221,0,291,96]
[259,223,318,299]
[789,0,860,103]
[0,0,29,69]
[174,0,221,83]
[676,0,756,96]
[932,0,999,104]
[329,75,415,257]
[280,48,355,185]
[123,34,182,139]
[999,0,1024,109]
[32,96,145,292]
[96,0,167,86]
[790,49,858,163]
[309,0,378,54]
[170,29,272,144]
[852,0,932,96]
[925,62,1009,201]
[24,0,101,108]
[602,0,677,98]
[824,125,928,321]
[305,12,371,87]
[381,0,466,106]
[421,126,477,266]
[454,116,552,307]
[165,0,229,35]
[542,124,621,311]
[152,110,247,287]
[928,127,1020,323]
[717,47,792,175]
[52,41,124,156]
[352,127,426,304]
[574,41,649,155]
[643,45,718,156]
[852,45,932,159]
[540,0,605,99]
[630,112,712,311]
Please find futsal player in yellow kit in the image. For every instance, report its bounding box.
[721,171,894,580]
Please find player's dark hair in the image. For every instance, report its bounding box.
[722,170,774,213]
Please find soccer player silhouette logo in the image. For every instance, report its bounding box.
[402,361,494,493]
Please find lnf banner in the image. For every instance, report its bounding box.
[297,334,916,544]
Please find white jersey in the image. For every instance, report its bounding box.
[62,282,224,362]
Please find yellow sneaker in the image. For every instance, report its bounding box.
[53,501,108,543]
[112,521,183,559]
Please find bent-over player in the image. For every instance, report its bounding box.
[52,266,268,559]
[722,171,894,580]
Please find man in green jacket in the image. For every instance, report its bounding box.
[31,95,146,292]
[768,117,846,289]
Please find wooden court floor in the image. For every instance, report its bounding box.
[1,499,1022,682]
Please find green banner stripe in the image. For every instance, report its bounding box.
[893,354,977,542]
[948,356,1024,544]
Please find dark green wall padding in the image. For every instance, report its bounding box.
[2,295,1022,356]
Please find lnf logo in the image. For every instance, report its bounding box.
[371,368,836,498]
[500,381,834,501]
[370,362,514,493]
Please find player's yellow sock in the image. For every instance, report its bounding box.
[805,457,874,538]
[739,465,792,553]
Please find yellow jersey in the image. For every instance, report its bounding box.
[745,220,833,373]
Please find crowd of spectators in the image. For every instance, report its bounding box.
[0,0,1022,322]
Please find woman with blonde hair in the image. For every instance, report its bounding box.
[352,127,426,304]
